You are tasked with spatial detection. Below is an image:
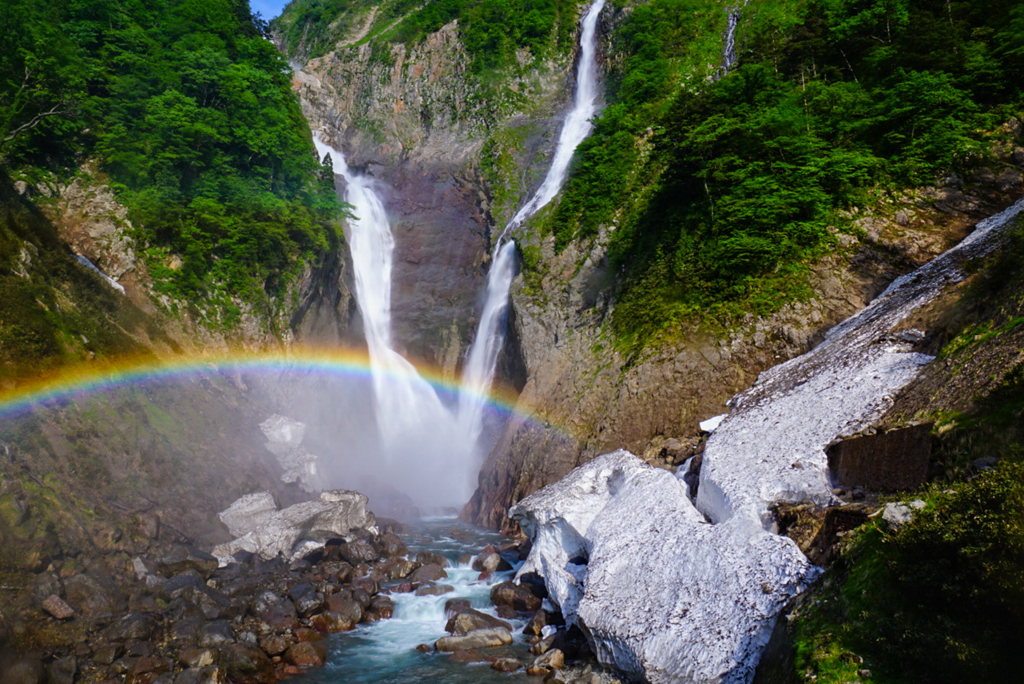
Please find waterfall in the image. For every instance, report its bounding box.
[457,0,607,446]
[504,0,606,236]
[310,0,605,502]
[313,136,476,507]
[714,2,747,81]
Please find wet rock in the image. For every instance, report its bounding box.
[490,581,542,613]
[170,615,204,642]
[174,667,223,684]
[324,592,364,623]
[495,605,518,620]
[410,563,447,583]
[413,583,452,596]
[350,577,380,596]
[41,594,75,620]
[320,560,354,583]
[382,557,419,580]
[162,570,204,597]
[259,634,290,656]
[364,595,395,621]
[294,627,323,643]
[435,627,514,651]
[527,648,565,675]
[524,609,564,636]
[218,644,277,684]
[444,598,472,617]
[472,552,512,572]
[284,641,327,667]
[491,658,523,672]
[64,572,126,615]
[129,657,172,683]
[447,649,488,664]
[351,587,372,609]
[377,533,407,557]
[415,551,449,568]
[198,620,234,647]
[253,590,298,630]
[310,610,357,633]
[45,657,77,684]
[288,583,324,617]
[337,540,379,565]
[180,649,218,668]
[107,611,158,641]
[445,608,512,635]
[159,546,219,579]
[93,644,123,664]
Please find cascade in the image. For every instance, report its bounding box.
[714,1,747,81]
[313,136,476,507]
[308,0,606,506]
[458,0,607,446]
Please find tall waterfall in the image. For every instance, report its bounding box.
[312,0,605,504]
[457,0,607,446]
[714,1,747,81]
[313,136,476,507]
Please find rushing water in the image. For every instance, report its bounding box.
[313,136,478,508]
[293,518,528,684]
[458,0,607,449]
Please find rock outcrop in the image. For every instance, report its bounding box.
[511,451,815,683]
[212,490,377,564]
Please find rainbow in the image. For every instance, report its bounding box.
[0,346,557,434]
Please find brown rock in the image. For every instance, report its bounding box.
[409,563,447,583]
[435,627,513,651]
[294,628,323,642]
[414,551,449,568]
[219,644,277,684]
[414,583,454,596]
[445,608,512,636]
[490,581,542,613]
[42,594,75,620]
[310,611,356,633]
[490,658,522,672]
[284,641,326,667]
[259,635,290,656]
[495,605,518,620]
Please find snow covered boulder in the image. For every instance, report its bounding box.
[259,414,323,492]
[511,451,817,684]
[212,490,376,565]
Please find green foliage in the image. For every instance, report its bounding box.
[1,0,344,322]
[275,0,580,74]
[540,0,1024,348]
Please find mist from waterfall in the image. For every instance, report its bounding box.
[457,0,607,449]
[313,136,476,508]
[310,0,605,507]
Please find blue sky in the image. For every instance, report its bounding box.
[251,0,291,20]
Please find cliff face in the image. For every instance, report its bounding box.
[289,17,575,372]
[278,0,1024,533]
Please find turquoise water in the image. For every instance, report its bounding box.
[293,517,535,683]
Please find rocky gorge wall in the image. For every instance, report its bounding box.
[277,0,1024,532]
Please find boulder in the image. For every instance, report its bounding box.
[444,598,472,618]
[159,546,219,579]
[382,557,419,580]
[64,572,126,615]
[377,533,407,557]
[180,649,218,667]
[434,627,513,651]
[288,583,324,617]
[217,644,276,684]
[213,490,376,563]
[491,658,522,672]
[338,539,379,565]
[198,620,234,647]
[527,648,565,676]
[41,595,75,620]
[415,550,449,568]
[173,667,222,684]
[325,593,364,623]
[258,634,290,656]
[472,552,512,572]
[106,612,158,641]
[489,581,542,613]
[523,609,563,636]
[45,657,77,684]
[284,641,326,667]
[410,563,447,583]
[445,608,512,636]
[311,611,356,633]
[364,595,395,622]
[882,500,926,528]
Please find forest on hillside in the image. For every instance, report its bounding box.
[0,0,342,321]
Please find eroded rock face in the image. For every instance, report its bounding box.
[212,489,376,564]
[511,451,816,684]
